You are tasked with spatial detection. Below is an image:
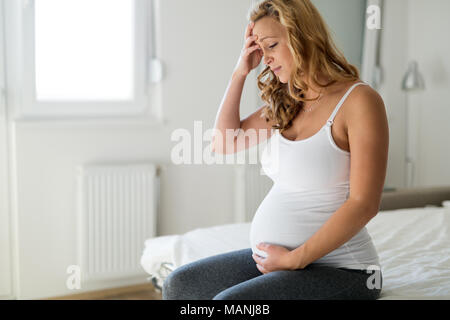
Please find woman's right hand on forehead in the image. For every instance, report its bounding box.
[233,21,263,77]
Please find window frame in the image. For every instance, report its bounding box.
[17,0,154,119]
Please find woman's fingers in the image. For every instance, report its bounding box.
[256,264,268,274]
[247,45,259,54]
[234,21,260,76]
[244,21,254,40]
[244,35,258,50]
[245,45,261,57]
[252,253,266,265]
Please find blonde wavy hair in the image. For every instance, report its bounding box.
[248,0,360,133]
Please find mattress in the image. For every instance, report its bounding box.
[140,203,450,299]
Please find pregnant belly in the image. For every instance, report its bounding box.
[249,185,348,258]
[249,204,327,258]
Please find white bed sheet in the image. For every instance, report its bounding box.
[140,205,450,299]
[365,205,450,299]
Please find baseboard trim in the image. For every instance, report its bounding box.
[42,282,157,300]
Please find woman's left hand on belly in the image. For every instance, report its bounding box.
[252,243,299,274]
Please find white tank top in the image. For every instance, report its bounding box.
[249,81,380,270]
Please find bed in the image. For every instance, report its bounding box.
[140,186,450,300]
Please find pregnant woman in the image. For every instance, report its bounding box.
[163,0,388,300]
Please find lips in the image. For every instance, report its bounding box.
[272,66,282,74]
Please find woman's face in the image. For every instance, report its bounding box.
[253,16,295,83]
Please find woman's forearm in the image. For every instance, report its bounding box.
[290,199,379,269]
[211,71,247,154]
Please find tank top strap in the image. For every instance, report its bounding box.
[326,82,369,126]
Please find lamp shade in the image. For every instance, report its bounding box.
[402,61,425,91]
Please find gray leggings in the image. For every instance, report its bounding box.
[162,248,382,300]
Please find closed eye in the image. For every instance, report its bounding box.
[269,43,278,49]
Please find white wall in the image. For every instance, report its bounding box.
[3,0,373,299]
[0,0,13,300]
[378,0,450,189]
[376,0,409,188]
[5,0,256,299]
[314,0,366,71]
[406,0,450,187]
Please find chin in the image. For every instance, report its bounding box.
[278,76,287,84]
[276,72,288,84]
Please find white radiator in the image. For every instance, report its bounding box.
[77,163,158,282]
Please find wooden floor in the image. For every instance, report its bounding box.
[46,283,162,300]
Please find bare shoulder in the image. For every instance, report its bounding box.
[341,83,387,130]
[343,82,389,208]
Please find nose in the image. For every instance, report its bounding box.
[263,54,273,67]
[262,50,273,67]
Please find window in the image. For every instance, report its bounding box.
[18,0,160,119]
